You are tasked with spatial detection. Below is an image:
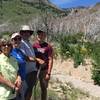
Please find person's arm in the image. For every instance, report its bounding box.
[47,55,53,75]
[26,56,45,64]
[14,75,22,91]
[45,46,53,80]
[20,42,45,64]
[25,56,35,62]
[0,73,15,89]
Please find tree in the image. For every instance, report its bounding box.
[37,0,56,41]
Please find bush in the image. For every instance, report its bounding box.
[91,42,100,85]
[52,32,100,85]
[72,46,84,67]
[53,33,86,67]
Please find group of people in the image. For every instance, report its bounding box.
[0,25,53,100]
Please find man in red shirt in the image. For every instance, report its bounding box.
[33,30,53,100]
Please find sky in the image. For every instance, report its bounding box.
[49,0,100,8]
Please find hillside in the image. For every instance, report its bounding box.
[0,0,100,41]
[0,0,65,33]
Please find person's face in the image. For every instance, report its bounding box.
[20,31,32,39]
[1,44,12,56]
[11,36,22,48]
[37,32,46,42]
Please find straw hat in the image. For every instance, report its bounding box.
[20,25,33,35]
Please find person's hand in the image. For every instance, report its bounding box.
[14,76,22,91]
[36,58,45,64]
[45,73,50,80]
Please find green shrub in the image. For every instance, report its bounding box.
[53,33,85,67]
[48,90,60,100]
[59,82,89,100]
[91,42,100,85]
[50,32,100,85]
[72,45,84,67]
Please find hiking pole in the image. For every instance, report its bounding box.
[34,64,42,100]
[33,63,46,100]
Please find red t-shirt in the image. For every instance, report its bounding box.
[33,41,52,70]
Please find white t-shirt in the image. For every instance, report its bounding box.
[20,39,37,73]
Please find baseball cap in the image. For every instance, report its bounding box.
[11,32,20,39]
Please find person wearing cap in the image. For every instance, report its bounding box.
[33,30,53,100]
[10,32,26,100]
[10,32,26,82]
[19,25,45,100]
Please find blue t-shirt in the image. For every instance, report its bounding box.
[10,48,26,81]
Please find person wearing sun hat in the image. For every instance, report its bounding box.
[19,25,45,100]
[20,25,34,36]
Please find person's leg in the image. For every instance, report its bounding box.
[25,71,37,100]
[16,80,27,100]
[39,71,48,100]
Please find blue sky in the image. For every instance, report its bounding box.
[49,0,100,8]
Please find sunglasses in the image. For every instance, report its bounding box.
[20,31,33,35]
[13,37,21,41]
[2,44,11,47]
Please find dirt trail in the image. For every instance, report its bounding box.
[51,58,100,98]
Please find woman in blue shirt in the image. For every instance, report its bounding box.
[10,33,27,100]
[10,33,26,81]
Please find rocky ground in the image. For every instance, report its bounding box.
[52,58,93,83]
[49,58,100,100]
